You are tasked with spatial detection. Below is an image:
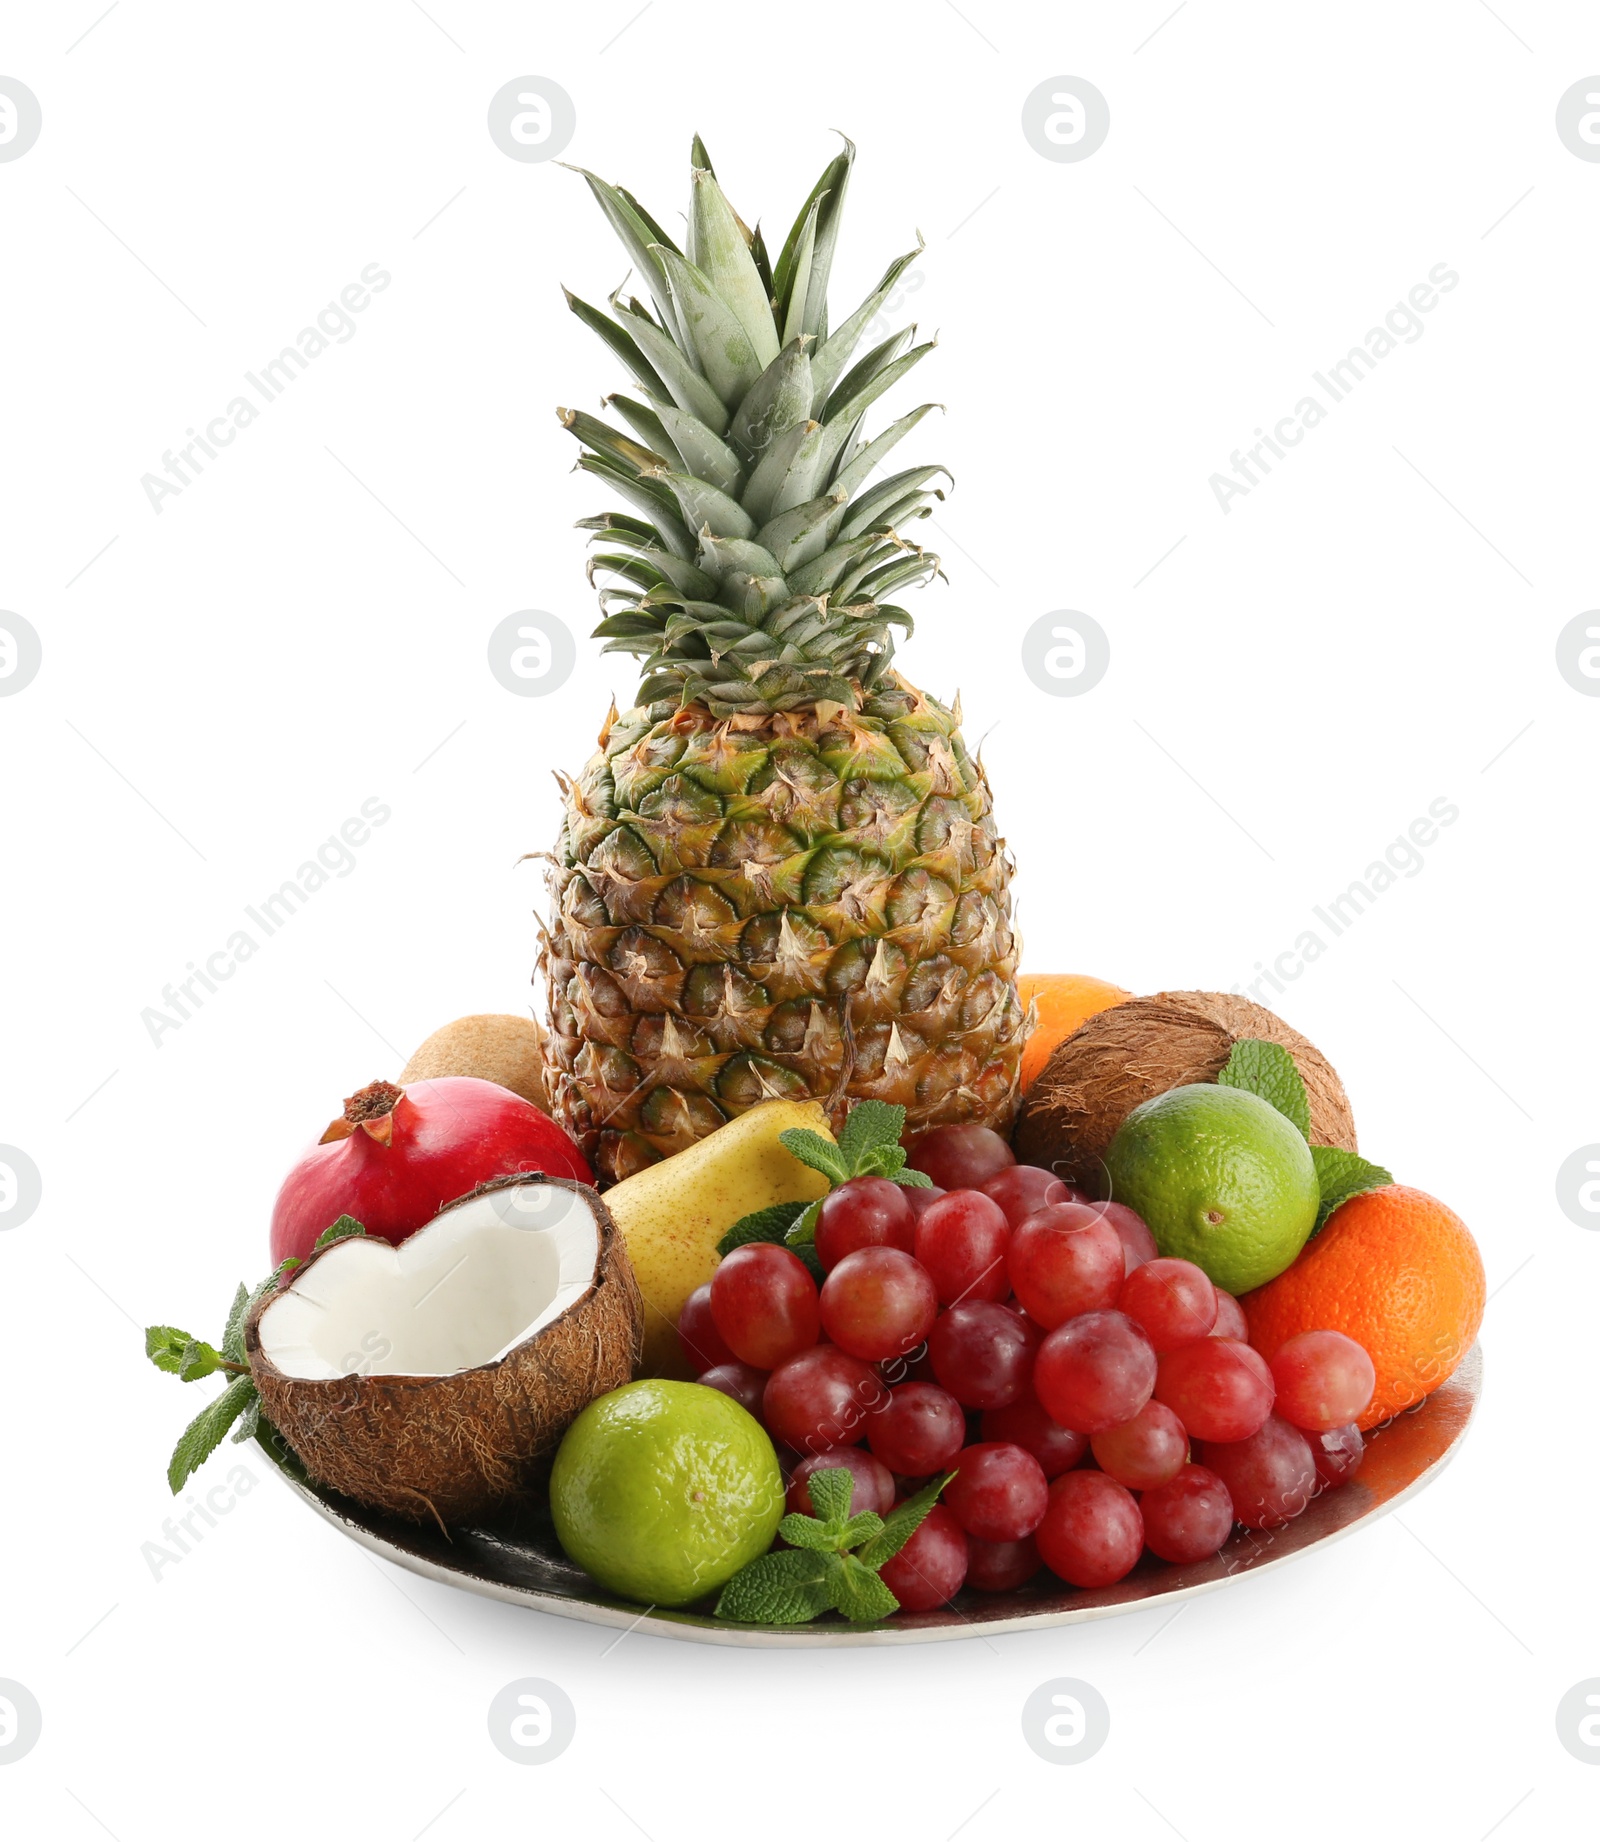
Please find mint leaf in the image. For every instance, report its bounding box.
[1217,1039,1311,1138]
[177,1339,224,1382]
[1311,1146,1393,1232]
[776,1203,825,1280]
[784,1196,826,1245]
[232,1392,262,1444]
[223,1261,298,1366]
[804,1465,856,1527]
[315,1215,368,1250]
[145,1326,195,1375]
[777,1512,839,1552]
[780,1199,829,1279]
[837,1510,886,1549]
[835,1101,907,1172]
[857,1472,954,1569]
[792,1240,825,1282]
[856,1142,908,1179]
[168,1374,257,1493]
[717,1201,808,1257]
[828,1553,900,1623]
[220,1283,252,1364]
[777,1127,851,1185]
[715,1548,839,1624]
[892,1168,934,1190]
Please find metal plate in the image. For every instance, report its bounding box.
[278,1344,1481,1648]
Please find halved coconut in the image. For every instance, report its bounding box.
[246,1174,642,1527]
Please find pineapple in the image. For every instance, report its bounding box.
[540,137,1025,1184]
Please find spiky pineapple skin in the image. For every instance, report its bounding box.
[542,689,1024,1183]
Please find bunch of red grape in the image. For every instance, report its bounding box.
[682,1123,1378,1610]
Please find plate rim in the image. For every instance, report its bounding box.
[276,1344,1482,1648]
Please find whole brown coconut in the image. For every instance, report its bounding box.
[246,1174,641,1527]
[1012,989,1358,1187]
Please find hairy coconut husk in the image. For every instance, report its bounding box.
[1012,989,1358,1187]
[400,1013,549,1113]
[246,1175,642,1528]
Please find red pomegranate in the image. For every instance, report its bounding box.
[269,1077,593,1266]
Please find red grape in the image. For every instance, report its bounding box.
[1311,1422,1364,1487]
[902,1184,947,1221]
[1033,1310,1157,1434]
[980,1391,1089,1478]
[1036,1470,1144,1588]
[1140,1463,1235,1563]
[905,1123,1015,1191]
[1154,1339,1275,1443]
[787,1447,895,1519]
[927,1299,1038,1408]
[696,1361,767,1417]
[678,1282,737,1373]
[1008,1305,1045,1341]
[965,1534,1042,1592]
[1198,1416,1318,1529]
[762,1345,887,1454]
[914,1190,1011,1305]
[867,1382,967,1475]
[1090,1399,1189,1489]
[710,1243,820,1369]
[1088,1200,1158,1274]
[878,1343,937,1388]
[1117,1258,1218,1352]
[1268,1330,1376,1432]
[814,1176,916,1269]
[982,1164,1069,1228]
[1006,1203,1124,1328]
[945,1442,1049,1541]
[819,1247,938,1361]
[878,1502,969,1610]
[1210,1289,1249,1340]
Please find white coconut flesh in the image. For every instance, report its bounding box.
[257,1183,602,1380]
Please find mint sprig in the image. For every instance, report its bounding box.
[144,1219,369,1493]
[715,1466,954,1626]
[715,1101,933,1268]
[787,1099,935,1194]
[1216,1039,1393,1232]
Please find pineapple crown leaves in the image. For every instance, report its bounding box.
[143,1217,367,1493]
[1216,1042,1392,1231]
[560,137,948,719]
[715,1101,932,1277]
[715,1465,955,1625]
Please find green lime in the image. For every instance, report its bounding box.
[1102,1083,1319,1294]
[549,1379,783,1607]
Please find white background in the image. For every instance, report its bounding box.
[1,1,1594,1835]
